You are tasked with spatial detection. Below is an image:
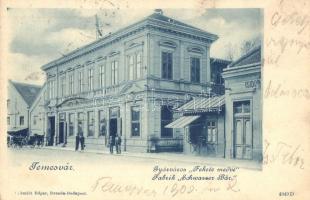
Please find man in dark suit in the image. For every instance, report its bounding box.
[109,135,115,154]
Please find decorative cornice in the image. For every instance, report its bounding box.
[42,19,217,71]
[158,40,177,48]
[187,46,204,54]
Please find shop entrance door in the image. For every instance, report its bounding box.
[234,116,252,159]
[47,117,55,146]
[59,122,65,144]
[109,118,117,138]
[233,100,252,160]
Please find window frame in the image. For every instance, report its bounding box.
[190,57,201,83]
[68,113,75,137]
[20,116,24,126]
[131,106,141,137]
[87,111,95,137]
[161,51,173,80]
[160,105,173,138]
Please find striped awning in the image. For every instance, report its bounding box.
[165,116,200,128]
[176,95,225,113]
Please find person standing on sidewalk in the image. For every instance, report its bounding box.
[109,135,115,154]
[76,122,84,151]
[115,135,122,154]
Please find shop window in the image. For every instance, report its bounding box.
[98,110,106,136]
[87,111,94,137]
[161,106,173,138]
[78,112,84,136]
[162,52,173,80]
[69,113,74,136]
[20,116,24,126]
[190,57,200,83]
[131,106,140,137]
[207,121,217,143]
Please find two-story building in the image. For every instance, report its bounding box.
[167,46,262,162]
[7,80,41,137]
[41,9,219,152]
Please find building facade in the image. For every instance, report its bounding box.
[29,83,47,138]
[7,80,41,136]
[168,46,262,162]
[41,10,218,152]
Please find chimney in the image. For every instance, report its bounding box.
[154,9,163,15]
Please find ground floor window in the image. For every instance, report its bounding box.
[131,106,140,137]
[87,111,94,137]
[98,110,106,136]
[161,105,173,138]
[207,121,217,143]
[78,112,84,136]
[69,113,74,136]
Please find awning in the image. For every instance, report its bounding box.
[7,128,28,137]
[165,116,200,128]
[176,95,225,113]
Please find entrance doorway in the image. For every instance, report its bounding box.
[109,118,117,138]
[47,116,55,146]
[59,122,66,144]
[233,101,252,160]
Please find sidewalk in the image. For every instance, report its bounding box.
[43,146,262,170]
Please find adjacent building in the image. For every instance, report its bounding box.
[29,82,47,138]
[167,46,262,161]
[40,9,219,152]
[7,80,41,136]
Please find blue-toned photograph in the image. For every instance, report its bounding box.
[7,8,263,169]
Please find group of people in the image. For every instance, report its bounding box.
[109,135,122,154]
[74,131,121,154]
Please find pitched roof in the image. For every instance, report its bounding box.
[210,57,231,66]
[10,81,42,107]
[228,46,261,68]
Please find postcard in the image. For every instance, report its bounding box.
[0,0,309,200]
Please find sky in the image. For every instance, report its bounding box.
[6,8,262,85]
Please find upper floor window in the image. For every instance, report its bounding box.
[69,74,74,95]
[48,79,56,99]
[7,100,10,109]
[7,117,10,125]
[88,68,94,91]
[99,65,105,88]
[60,76,66,97]
[136,52,142,79]
[111,61,118,85]
[190,57,200,83]
[78,71,83,93]
[162,52,173,80]
[128,55,134,80]
[20,116,24,126]
[33,116,37,125]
